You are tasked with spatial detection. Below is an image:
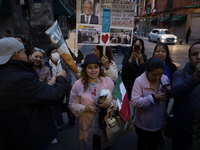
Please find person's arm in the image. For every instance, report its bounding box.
[104,61,118,83]
[46,67,52,84]
[131,78,155,109]
[171,70,199,97]
[68,81,97,117]
[19,73,66,106]
[122,51,132,70]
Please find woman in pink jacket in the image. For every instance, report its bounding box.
[131,57,170,150]
[69,54,115,150]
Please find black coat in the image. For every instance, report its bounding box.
[0,60,66,150]
[80,14,99,24]
[121,48,147,101]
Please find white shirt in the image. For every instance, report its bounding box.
[49,59,62,76]
[84,14,92,24]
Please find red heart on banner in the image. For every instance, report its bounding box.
[101,34,109,44]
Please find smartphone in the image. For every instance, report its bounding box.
[134,45,140,53]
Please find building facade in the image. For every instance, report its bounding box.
[0,0,75,50]
[138,0,200,39]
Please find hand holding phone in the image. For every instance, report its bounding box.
[134,45,140,53]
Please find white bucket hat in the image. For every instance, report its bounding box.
[0,37,24,65]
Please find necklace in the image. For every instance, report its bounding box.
[89,78,99,86]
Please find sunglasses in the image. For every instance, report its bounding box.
[33,47,45,54]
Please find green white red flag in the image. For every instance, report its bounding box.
[112,72,130,122]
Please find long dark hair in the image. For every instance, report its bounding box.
[80,64,105,91]
[153,43,173,63]
[132,39,145,54]
[146,57,164,72]
[96,46,114,63]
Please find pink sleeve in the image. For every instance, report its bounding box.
[69,81,82,117]
[131,79,155,109]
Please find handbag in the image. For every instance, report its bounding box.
[105,110,135,143]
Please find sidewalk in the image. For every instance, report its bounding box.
[178,36,200,45]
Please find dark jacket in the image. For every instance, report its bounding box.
[80,14,99,24]
[171,62,200,133]
[186,27,191,37]
[44,58,72,97]
[166,61,177,83]
[193,111,200,150]
[121,48,147,101]
[69,49,84,64]
[0,59,66,150]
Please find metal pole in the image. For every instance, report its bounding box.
[144,0,148,37]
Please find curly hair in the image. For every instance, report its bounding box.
[96,46,114,63]
[80,64,105,91]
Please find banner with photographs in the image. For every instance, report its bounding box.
[109,27,133,46]
[76,0,135,46]
[77,24,101,44]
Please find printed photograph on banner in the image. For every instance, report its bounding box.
[109,27,133,46]
[80,0,100,25]
[100,33,110,45]
[77,24,102,45]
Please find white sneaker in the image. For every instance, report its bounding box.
[51,138,58,145]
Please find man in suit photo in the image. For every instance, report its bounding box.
[80,0,99,24]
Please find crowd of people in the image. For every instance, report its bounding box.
[0,34,200,150]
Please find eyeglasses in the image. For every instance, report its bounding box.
[33,47,45,54]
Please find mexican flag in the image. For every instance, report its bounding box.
[112,72,130,122]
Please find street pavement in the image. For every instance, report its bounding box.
[52,36,192,150]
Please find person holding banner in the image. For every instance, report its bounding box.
[131,57,170,150]
[121,39,147,101]
[92,46,118,83]
[69,54,116,150]
[80,0,99,24]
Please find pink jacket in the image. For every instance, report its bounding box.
[69,76,114,150]
[131,72,170,132]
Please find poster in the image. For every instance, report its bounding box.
[78,0,100,25]
[76,0,135,46]
[77,24,101,44]
[101,0,135,27]
[109,27,133,46]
